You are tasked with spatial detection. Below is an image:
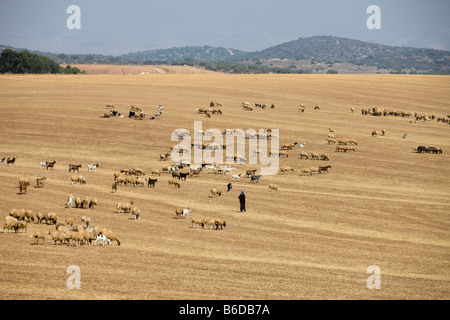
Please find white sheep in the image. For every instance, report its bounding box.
[102,230,121,246]
[175,207,190,219]
[94,234,111,246]
[66,194,74,208]
[222,166,236,175]
[87,162,100,173]
[231,173,241,181]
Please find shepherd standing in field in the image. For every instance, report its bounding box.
[238,190,246,212]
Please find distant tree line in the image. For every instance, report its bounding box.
[0,49,85,74]
[2,35,449,74]
[197,61,304,74]
[2,39,449,75]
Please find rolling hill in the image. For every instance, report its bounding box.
[242,36,450,74]
[120,45,248,63]
[1,36,450,74]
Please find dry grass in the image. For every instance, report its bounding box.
[0,73,449,300]
[62,64,217,75]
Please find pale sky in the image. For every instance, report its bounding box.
[0,0,449,55]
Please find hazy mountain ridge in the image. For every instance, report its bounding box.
[245,36,450,73]
[1,36,449,74]
[120,45,248,63]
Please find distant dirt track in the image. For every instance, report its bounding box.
[0,74,449,300]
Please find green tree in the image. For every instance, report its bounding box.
[0,49,83,74]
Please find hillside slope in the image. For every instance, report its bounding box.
[2,36,449,74]
[244,36,450,73]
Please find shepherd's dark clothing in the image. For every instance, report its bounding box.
[238,192,246,212]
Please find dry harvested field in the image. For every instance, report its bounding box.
[0,73,449,300]
[64,64,217,75]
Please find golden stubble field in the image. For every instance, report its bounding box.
[63,64,218,75]
[0,73,449,300]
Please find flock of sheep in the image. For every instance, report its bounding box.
[66,195,98,209]
[275,147,332,177]
[196,100,276,115]
[14,162,101,194]
[361,106,449,126]
[191,216,226,230]
[104,102,364,217]
[3,97,445,249]
[116,201,141,220]
[2,158,123,246]
[101,104,164,120]
[3,207,120,246]
[413,146,443,154]
[241,101,276,111]
[175,207,225,231]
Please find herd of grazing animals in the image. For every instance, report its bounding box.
[4,208,120,247]
[0,156,17,165]
[101,104,164,120]
[13,160,102,193]
[2,99,444,246]
[413,146,443,154]
[114,200,142,220]
[191,216,226,230]
[71,175,86,185]
[362,106,449,126]
[65,194,98,209]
